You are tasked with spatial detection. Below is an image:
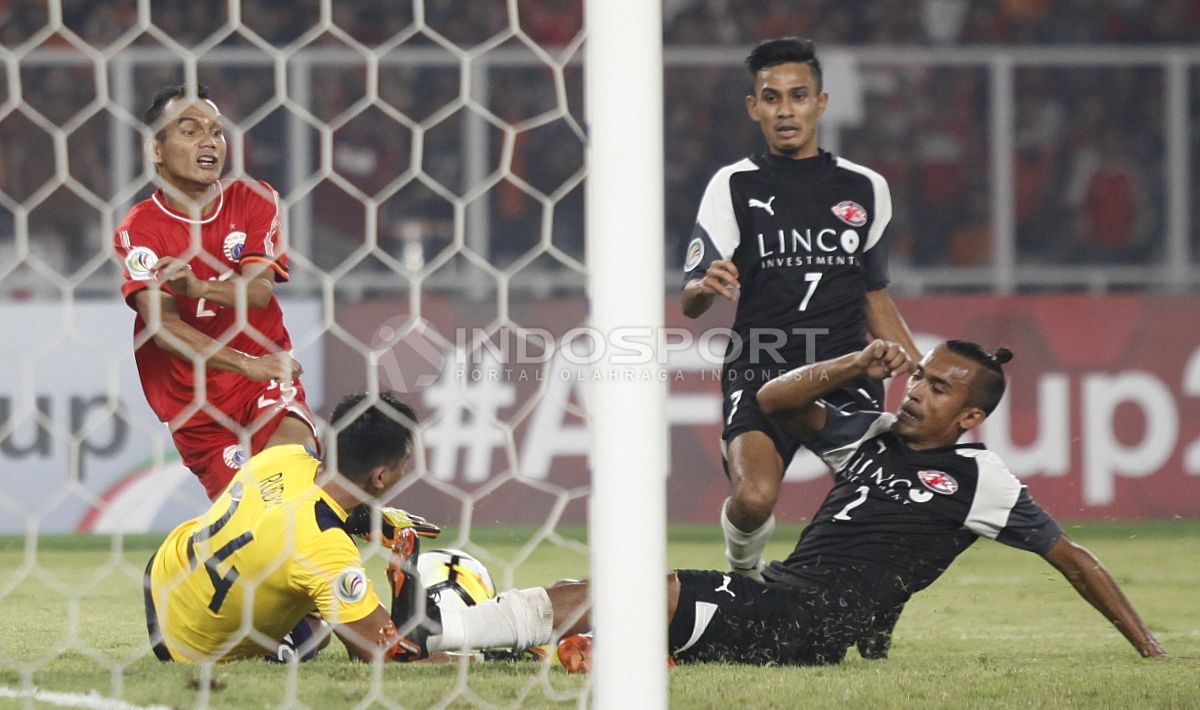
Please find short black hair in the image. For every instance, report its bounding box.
[328,392,418,482]
[145,83,212,129]
[746,37,823,91]
[944,340,1013,415]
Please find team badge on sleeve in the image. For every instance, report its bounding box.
[684,238,705,272]
[221,445,248,470]
[918,470,959,495]
[124,246,159,281]
[334,567,368,603]
[831,200,868,227]
[223,231,247,261]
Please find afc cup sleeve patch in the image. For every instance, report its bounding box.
[684,237,705,272]
[333,566,368,604]
[124,246,159,281]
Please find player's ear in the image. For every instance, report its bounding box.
[144,135,162,166]
[817,91,829,117]
[365,465,389,495]
[745,93,757,120]
[956,406,986,433]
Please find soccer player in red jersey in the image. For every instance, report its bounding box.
[113,84,317,500]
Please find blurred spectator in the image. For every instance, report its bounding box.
[1012,70,1066,262]
[517,0,581,45]
[1065,131,1153,264]
[947,188,994,266]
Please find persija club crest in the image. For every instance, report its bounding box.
[832,200,868,227]
[223,231,247,261]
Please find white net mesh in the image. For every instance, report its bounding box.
[1,0,597,706]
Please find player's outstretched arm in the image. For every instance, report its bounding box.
[134,290,302,382]
[681,260,739,318]
[151,255,275,310]
[758,341,912,441]
[1041,535,1166,658]
[333,606,416,662]
[864,287,921,360]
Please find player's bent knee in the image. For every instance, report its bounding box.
[729,480,781,520]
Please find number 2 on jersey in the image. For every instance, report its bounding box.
[195,272,235,318]
[187,482,255,612]
[798,272,823,311]
[833,485,869,521]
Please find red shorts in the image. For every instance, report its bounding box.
[171,379,318,500]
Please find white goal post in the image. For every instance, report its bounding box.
[585,0,668,707]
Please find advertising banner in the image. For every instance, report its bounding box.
[324,293,1200,527]
[0,300,324,534]
[4,294,1196,534]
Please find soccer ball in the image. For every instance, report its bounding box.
[417,548,497,610]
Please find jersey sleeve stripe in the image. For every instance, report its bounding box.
[265,186,282,258]
[960,449,1022,540]
[835,157,892,252]
[314,499,347,533]
[694,158,758,259]
[817,412,894,472]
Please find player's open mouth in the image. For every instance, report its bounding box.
[197,156,218,168]
[776,126,799,138]
[898,404,920,421]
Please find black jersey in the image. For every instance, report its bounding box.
[683,151,892,376]
[763,406,1063,611]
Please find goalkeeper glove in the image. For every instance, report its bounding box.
[346,504,441,546]
[384,528,441,662]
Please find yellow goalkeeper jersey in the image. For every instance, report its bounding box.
[148,445,381,662]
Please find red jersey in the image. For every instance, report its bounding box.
[114,179,293,429]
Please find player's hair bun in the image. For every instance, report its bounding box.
[990,348,1013,365]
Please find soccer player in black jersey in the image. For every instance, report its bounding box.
[389,340,1166,667]
[680,37,920,599]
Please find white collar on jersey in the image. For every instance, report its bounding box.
[151,181,225,225]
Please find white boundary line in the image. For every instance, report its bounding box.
[0,686,173,710]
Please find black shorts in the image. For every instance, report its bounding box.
[720,370,883,464]
[668,570,855,666]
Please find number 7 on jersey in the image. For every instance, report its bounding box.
[798,272,822,311]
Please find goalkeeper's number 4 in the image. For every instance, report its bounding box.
[186,482,254,613]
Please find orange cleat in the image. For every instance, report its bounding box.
[556,634,675,673]
[556,633,592,674]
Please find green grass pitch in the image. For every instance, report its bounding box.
[1,520,1197,709]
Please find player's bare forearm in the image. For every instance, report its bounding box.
[154,313,260,375]
[682,260,739,317]
[865,288,920,360]
[680,280,716,318]
[152,256,275,309]
[336,606,413,663]
[133,291,298,381]
[758,342,911,440]
[1042,536,1166,658]
[191,274,274,310]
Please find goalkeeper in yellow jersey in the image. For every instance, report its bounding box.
[144,391,441,663]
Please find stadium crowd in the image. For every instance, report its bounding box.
[1,0,1198,295]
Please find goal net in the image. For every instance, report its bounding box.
[0,0,666,706]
